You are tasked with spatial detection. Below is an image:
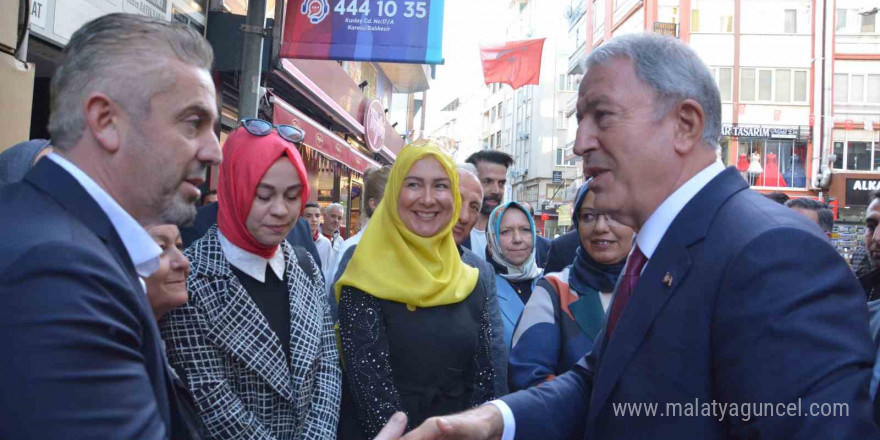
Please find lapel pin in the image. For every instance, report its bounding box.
[662,272,674,288]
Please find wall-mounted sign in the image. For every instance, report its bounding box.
[653,22,677,37]
[552,170,562,184]
[364,99,386,153]
[846,178,880,207]
[281,0,445,64]
[721,124,806,140]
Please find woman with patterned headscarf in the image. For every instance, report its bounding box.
[161,122,341,439]
[335,140,496,437]
[508,183,634,391]
[485,201,544,350]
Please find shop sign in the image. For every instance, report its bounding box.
[721,125,801,140]
[552,171,562,184]
[653,22,677,38]
[364,99,386,153]
[281,0,445,64]
[557,205,572,227]
[846,178,880,207]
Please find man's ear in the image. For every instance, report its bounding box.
[672,98,706,155]
[83,93,123,153]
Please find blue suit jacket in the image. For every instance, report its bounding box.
[501,167,880,439]
[0,159,185,439]
[495,274,526,351]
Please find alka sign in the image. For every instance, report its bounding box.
[846,178,880,207]
[721,125,801,140]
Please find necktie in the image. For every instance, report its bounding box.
[606,245,648,337]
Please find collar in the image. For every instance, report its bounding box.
[48,153,161,279]
[218,230,285,282]
[637,160,725,259]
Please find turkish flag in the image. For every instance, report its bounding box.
[480,38,546,90]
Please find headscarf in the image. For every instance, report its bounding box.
[486,202,543,282]
[0,139,51,185]
[335,140,478,309]
[568,184,626,294]
[217,126,310,259]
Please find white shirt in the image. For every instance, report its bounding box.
[326,221,368,296]
[314,234,334,281]
[469,227,488,260]
[490,160,726,440]
[48,153,161,292]
[218,230,285,282]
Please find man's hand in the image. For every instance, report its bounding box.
[400,405,504,440]
[374,412,408,440]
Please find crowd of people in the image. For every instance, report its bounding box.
[5,12,880,440]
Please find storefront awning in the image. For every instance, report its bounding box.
[271,96,379,174]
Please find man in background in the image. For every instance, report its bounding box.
[463,150,514,260]
[785,197,833,239]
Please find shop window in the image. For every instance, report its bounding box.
[736,139,807,188]
[833,142,845,169]
[847,142,872,171]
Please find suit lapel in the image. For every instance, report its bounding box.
[495,275,525,329]
[586,167,749,429]
[199,233,295,402]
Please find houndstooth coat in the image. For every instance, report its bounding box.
[160,226,341,440]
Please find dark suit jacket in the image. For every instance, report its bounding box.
[0,159,190,439]
[502,167,880,439]
[181,203,321,270]
[543,230,580,274]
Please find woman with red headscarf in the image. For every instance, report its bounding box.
[161,122,341,439]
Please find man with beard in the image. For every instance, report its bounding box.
[0,13,221,439]
[464,150,514,260]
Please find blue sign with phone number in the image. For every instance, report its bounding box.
[281,0,445,64]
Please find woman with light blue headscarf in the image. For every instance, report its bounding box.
[485,201,543,350]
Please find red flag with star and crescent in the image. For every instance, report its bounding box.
[479,38,546,90]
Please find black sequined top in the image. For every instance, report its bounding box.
[338,284,495,437]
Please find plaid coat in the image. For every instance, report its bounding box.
[161,226,341,439]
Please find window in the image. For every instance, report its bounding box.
[758,69,772,101]
[869,75,880,104]
[737,139,807,188]
[498,103,503,119]
[775,69,791,103]
[862,13,876,33]
[794,71,808,102]
[691,0,733,33]
[741,68,756,101]
[691,9,700,32]
[593,0,605,37]
[712,67,733,101]
[721,15,733,32]
[556,148,577,166]
[546,184,562,200]
[784,9,797,33]
[848,142,872,170]
[741,68,808,104]
[557,111,568,130]
[835,73,849,103]
[852,75,866,103]
[833,141,880,171]
[837,9,846,31]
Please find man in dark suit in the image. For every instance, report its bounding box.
[543,229,580,274]
[0,14,221,439]
[398,33,879,440]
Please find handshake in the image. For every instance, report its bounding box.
[372,405,504,440]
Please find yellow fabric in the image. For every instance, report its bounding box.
[335,140,479,309]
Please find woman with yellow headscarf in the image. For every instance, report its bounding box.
[334,140,497,438]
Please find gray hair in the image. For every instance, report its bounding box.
[584,33,721,149]
[456,163,483,194]
[324,203,344,215]
[48,13,214,151]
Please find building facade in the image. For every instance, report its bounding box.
[565,0,880,261]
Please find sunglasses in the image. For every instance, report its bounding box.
[240,118,305,144]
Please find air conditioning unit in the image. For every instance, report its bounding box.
[518,132,530,140]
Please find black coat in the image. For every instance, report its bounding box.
[0,159,197,439]
[543,230,580,274]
